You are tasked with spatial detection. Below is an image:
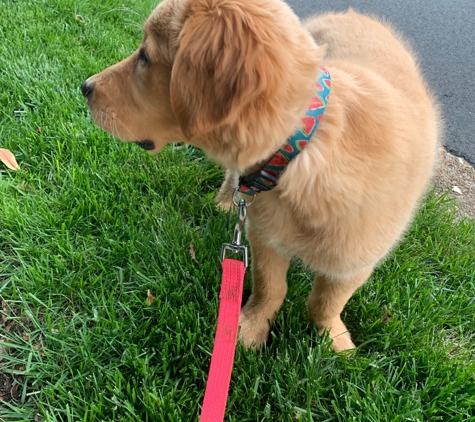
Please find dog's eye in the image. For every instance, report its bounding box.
[138,48,149,65]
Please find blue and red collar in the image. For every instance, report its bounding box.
[238,66,331,196]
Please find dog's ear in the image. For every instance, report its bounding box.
[170,0,277,139]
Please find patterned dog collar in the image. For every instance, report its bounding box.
[238,65,331,196]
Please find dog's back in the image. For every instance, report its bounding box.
[304,10,433,105]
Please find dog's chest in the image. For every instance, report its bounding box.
[246,196,322,259]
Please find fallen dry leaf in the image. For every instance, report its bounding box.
[10,383,19,399]
[189,241,198,263]
[146,289,156,306]
[0,149,20,171]
[381,311,393,324]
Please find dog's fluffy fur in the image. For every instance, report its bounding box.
[84,0,439,351]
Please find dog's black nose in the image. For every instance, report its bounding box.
[80,79,94,99]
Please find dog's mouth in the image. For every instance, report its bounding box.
[134,140,156,151]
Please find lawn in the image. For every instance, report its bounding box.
[1,0,474,420]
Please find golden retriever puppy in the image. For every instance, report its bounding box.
[82,0,439,351]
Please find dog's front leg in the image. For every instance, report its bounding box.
[214,170,239,211]
[239,230,291,348]
[307,266,373,352]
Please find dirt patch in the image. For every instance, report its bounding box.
[0,371,21,404]
[433,148,475,219]
[0,301,34,406]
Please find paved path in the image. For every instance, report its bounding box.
[286,0,475,165]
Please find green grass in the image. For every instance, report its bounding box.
[1,0,474,420]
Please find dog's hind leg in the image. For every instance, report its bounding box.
[307,266,373,352]
[239,231,291,348]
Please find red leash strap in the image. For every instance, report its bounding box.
[200,258,246,422]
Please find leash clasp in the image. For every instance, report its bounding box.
[221,199,248,267]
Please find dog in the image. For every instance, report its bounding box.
[81,0,439,351]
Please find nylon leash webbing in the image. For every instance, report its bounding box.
[199,258,246,422]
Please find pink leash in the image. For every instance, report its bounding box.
[200,258,246,422]
[200,197,249,421]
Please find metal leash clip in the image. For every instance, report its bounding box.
[221,198,248,267]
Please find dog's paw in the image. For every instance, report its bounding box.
[330,331,356,352]
[318,319,356,352]
[214,193,234,212]
[238,310,271,348]
[215,171,239,212]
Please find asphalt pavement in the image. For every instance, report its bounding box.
[286,0,475,165]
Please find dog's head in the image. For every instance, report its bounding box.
[82,0,322,169]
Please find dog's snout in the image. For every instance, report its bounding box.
[80,79,94,100]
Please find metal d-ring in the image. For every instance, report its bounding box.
[232,187,256,208]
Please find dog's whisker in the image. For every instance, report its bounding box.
[115,115,140,141]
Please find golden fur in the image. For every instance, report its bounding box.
[84,0,439,351]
